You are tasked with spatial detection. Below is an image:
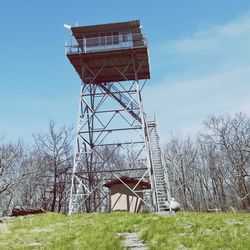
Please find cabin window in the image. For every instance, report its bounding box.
[100,33,107,46]
[100,34,104,46]
[113,32,119,44]
[106,32,112,45]
[84,31,133,51]
[100,32,115,46]
[86,34,99,47]
[122,32,129,42]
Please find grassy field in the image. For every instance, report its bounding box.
[0,212,249,250]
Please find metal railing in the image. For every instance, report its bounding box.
[66,33,147,54]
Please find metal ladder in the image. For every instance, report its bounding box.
[147,120,171,212]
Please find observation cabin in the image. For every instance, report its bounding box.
[65,20,150,84]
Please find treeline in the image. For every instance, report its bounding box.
[0,113,249,215]
[0,121,73,215]
[165,112,250,211]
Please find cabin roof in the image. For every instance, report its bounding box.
[71,20,140,36]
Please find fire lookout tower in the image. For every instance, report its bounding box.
[65,20,171,214]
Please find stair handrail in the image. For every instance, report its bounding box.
[146,116,161,211]
[154,115,172,210]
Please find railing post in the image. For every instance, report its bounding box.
[65,41,68,54]
[84,38,86,53]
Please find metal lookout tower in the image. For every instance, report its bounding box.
[65,20,171,214]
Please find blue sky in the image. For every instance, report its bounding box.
[1,0,250,143]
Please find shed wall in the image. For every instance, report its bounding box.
[110,183,144,212]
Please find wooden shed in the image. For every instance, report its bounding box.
[104,176,150,212]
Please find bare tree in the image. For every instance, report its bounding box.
[0,139,31,213]
[33,120,73,212]
[164,137,201,211]
[202,113,250,210]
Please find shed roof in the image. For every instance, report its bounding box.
[103,176,151,189]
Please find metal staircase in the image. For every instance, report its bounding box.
[147,120,171,212]
[99,84,142,123]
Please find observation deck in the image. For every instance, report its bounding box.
[65,20,150,84]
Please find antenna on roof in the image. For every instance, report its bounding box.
[64,24,72,30]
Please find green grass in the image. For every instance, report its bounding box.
[0,212,249,249]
